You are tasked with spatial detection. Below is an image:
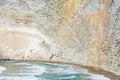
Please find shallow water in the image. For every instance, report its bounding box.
[0,61,110,80]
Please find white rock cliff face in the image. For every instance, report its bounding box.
[0,0,120,73]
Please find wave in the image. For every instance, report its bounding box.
[90,74,110,80]
[17,65,46,75]
[0,66,6,73]
[0,76,38,80]
[57,76,75,79]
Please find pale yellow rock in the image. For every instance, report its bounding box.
[0,0,120,73]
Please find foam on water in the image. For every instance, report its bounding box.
[58,76,75,79]
[0,66,6,73]
[18,65,46,75]
[0,76,38,80]
[90,74,111,80]
[0,62,111,80]
[15,62,31,65]
[59,68,78,74]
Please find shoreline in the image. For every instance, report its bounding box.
[1,60,120,80]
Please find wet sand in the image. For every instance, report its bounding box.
[2,60,120,80]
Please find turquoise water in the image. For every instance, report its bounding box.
[0,61,110,80]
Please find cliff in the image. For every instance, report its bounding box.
[0,0,120,73]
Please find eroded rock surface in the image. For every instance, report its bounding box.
[0,0,120,73]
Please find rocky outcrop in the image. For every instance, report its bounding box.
[0,0,120,73]
[107,0,120,72]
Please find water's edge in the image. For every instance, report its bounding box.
[2,60,119,80]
